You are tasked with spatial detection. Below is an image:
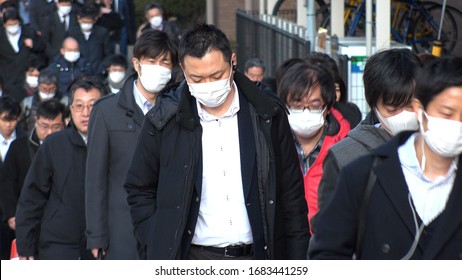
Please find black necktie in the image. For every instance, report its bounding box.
[62,15,67,31]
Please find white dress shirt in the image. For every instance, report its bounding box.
[133,80,154,115]
[398,133,457,225]
[0,130,17,161]
[7,30,21,53]
[192,83,254,247]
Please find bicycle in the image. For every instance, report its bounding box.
[319,0,459,55]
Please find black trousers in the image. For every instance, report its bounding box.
[0,220,15,260]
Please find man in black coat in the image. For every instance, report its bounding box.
[0,7,45,103]
[69,4,112,76]
[42,0,79,62]
[1,100,65,233]
[124,24,309,260]
[15,77,105,259]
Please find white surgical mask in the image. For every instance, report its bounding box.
[137,61,171,93]
[80,22,93,32]
[150,16,163,28]
[419,110,462,158]
[109,71,126,84]
[39,91,55,101]
[64,51,80,63]
[6,24,20,35]
[26,75,39,88]
[376,109,419,136]
[288,108,326,138]
[186,64,233,108]
[59,5,72,16]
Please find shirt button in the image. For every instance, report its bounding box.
[382,244,390,254]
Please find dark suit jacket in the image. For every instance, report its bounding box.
[68,24,113,75]
[85,74,142,260]
[42,10,79,61]
[310,131,462,259]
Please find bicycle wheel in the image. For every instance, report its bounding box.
[412,5,458,54]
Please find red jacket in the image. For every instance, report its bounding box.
[304,108,350,228]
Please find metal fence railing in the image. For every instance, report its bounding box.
[236,10,310,78]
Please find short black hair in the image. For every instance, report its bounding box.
[415,56,462,110]
[363,48,422,109]
[78,3,99,19]
[107,54,128,69]
[244,58,265,73]
[36,99,65,121]
[27,57,46,72]
[68,76,107,104]
[144,2,164,17]
[179,24,232,65]
[0,96,21,120]
[278,62,336,111]
[275,57,305,89]
[133,29,178,66]
[305,52,347,103]
[2,6,21,22]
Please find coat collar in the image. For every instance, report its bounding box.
[117,73,145,126]
[66,120,87,148]
[149,71,281,131]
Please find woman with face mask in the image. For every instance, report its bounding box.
[278,62,351,231]
[310,56,462,260]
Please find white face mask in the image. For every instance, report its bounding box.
[288,108,326,139]
[64,51,80,63]
[137,61,171,93]
[109,71,126,84]
[59,5,72,16]
[26,75,39,88]
[376,109,419,136]
[150,16,163,28]
[39,91,55,101]
[80,22,93,32]
[6,24,20,35]
[419,110,462,158]
[186,63,233,108]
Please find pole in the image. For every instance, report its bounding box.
[306,0,316,52]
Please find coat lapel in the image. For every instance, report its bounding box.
[237,91,256,199]
[373,135,417,237]
[117,75,144,127]
[422,155,462,259]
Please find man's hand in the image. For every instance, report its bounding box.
[8,217,15,230]
[92,248,105,259]
[24,38,33,48]
[19,256,34,260]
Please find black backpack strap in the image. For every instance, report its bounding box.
[355,156,381,259]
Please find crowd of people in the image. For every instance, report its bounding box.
[1,1,462,261]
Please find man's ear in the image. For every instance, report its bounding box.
[231,53,237,71]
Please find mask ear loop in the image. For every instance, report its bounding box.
[418,109,426,172]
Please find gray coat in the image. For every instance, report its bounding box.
[85,74,143,259]
[313,111,391,232]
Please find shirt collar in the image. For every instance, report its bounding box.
[196,81,240,122]
[398,132,458,184]
[133,80,154,114]
[0,129,16,144]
